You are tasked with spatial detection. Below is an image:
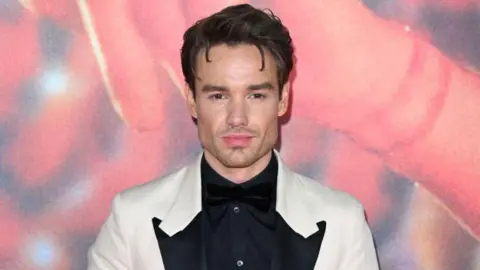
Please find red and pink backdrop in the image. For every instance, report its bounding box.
[1,0,480,269]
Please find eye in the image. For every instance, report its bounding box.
[208,93,226,100]
[250,93,266,99]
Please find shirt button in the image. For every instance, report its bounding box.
[236,260,244,267]
[233,206,240,214]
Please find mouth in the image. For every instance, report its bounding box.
[221,134,254,148]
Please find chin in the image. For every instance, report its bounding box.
[218,149,258,168]
[220,160,255,169]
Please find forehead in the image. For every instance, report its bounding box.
[195,44,277,86]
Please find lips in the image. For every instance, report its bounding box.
[221,134,253,147]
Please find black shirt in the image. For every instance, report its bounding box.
[201,153,278,270]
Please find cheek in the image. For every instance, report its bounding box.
[250,108,279,134]
[197,101,226,118]
[265,118,279,136]
[196,106,226,133]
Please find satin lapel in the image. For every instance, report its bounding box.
[152,215,207,270]
[272,217,327,270]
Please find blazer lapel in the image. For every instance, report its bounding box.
[150,155,205,270]
[152,215,207,270]
[157,155,203,236]
[273,150,327,269]
[273,218,327,270]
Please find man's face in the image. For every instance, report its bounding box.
[186,44,289,169]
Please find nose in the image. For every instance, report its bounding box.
[226,98,248,127]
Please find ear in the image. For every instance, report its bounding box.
[278,82,290,116]
[185,85,198,119]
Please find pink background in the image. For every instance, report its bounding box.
[1,0,480,269]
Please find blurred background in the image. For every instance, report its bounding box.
[1,0,479,269]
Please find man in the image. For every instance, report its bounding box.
[87,4,379,270]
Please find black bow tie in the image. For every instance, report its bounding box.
[205,182,274,212]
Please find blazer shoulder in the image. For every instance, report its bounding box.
[110,165,189,217]
[295,173,365,216]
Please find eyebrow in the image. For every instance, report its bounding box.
[247,82,275,91]
[201,84,228,92]
[201,82,275,92]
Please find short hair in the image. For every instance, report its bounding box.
[180,4,294,96]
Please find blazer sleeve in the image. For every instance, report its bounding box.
[339,203,379,270]
[88,194,132,270]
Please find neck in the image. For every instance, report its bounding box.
[203,150,273,184]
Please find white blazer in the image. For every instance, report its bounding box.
[88,151,379,270]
